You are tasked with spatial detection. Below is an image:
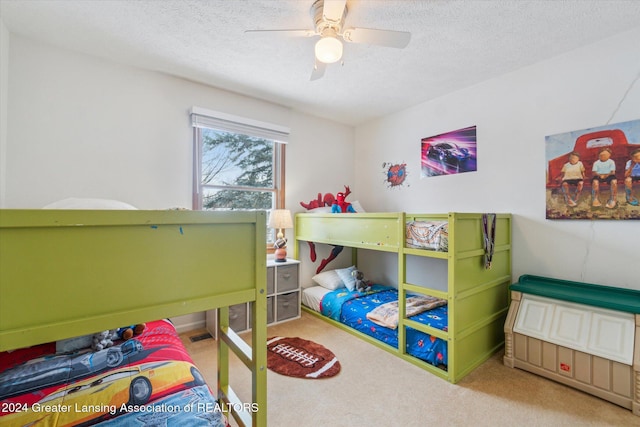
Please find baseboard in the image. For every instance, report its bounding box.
[171,318,206,333]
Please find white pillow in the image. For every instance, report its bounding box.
[350,200,365,213]
[43,198,138,210]
[312,270,344,290]
[308,206,332,213]
[336,266,357,291]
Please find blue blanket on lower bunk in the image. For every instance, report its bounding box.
[320,285,448,367]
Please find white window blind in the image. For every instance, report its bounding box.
[190,106,289,143]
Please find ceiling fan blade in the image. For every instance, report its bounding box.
[310,60,326,81]
[244,29,317,38]
[322,0,347,23]
[342,27,411,48]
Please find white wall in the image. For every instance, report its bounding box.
[3,34,354,329]
[5,36,353,212]
[354,28,640,290]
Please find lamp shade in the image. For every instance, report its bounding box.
[315,36,343,64]
[268,209,293,230]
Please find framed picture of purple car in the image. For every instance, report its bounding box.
[545,119,640,220]
[421,126,477,178]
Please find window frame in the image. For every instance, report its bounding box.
[190,108,288,248]
[192,128,285,211]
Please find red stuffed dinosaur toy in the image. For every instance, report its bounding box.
[299,192,335,210]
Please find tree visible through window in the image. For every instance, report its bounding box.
[191,107,288,245]
[200,129,278,210]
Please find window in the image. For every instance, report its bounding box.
[585,137,613,149]
[191,107,288,242]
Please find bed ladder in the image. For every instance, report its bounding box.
[217,290,267,427]
[216,212,267,426]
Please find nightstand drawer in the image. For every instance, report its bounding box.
[276,265,298,292]
[267,296,274,324]
[277,292,299,321]
[229,303,248,332]
[250,297,274,325]
[267,267,275,295]
[214,259,299,332]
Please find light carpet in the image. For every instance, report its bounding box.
[182,311,637,427]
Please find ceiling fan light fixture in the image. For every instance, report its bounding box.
[315,36,343,64]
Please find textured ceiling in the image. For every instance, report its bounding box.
[1,0,640,125]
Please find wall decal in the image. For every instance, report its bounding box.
[545,119,640,220]
[382,162,408,189]
[421,126,477,178]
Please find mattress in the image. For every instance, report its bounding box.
[0,320,227,427]
[302,285,331,312]
[305,285,448,368]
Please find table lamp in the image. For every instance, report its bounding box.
[268,209,293,262]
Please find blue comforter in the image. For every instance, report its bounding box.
[320,286,448,367]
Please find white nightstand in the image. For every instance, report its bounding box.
[206,259,301,335]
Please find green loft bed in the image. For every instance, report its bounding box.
[0,209,267,427]
[294,212,512,383]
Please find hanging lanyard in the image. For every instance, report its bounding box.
[482,213,496,269]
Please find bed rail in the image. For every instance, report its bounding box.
[295,212,403,252]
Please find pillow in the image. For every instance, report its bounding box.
[312,270,344,290]
[350,200,366,213]
[43,198,138,210]
[336,265,357,291]
[308,206,332,213]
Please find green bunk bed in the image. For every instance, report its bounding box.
[294,212,512,383]
[0,209,267,427]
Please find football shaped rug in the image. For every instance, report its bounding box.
[266,336,341,379]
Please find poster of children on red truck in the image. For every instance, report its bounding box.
[546,119,640,220]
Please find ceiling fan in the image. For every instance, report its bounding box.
[245,0,411,80]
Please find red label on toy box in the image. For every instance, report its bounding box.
[560,363,571,372]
